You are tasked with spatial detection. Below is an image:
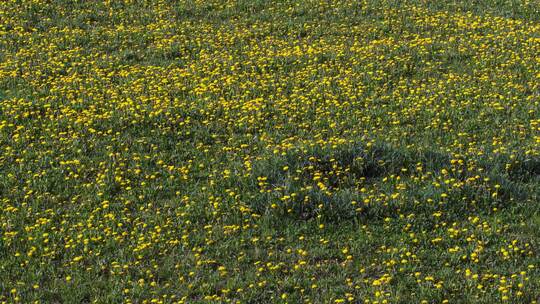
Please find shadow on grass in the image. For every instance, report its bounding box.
[242,142,451,221]
[240,142,536,226]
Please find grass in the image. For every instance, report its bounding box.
[0,0,539,303]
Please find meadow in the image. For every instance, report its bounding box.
[0,0,539,303]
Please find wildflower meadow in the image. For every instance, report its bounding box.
[0,0,539,303]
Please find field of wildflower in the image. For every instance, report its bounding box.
[1,0,539,303]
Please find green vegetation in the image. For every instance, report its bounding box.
[0,0,539,303]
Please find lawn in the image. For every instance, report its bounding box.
[0,0,539,303]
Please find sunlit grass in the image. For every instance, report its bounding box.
[0,0,539,303]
